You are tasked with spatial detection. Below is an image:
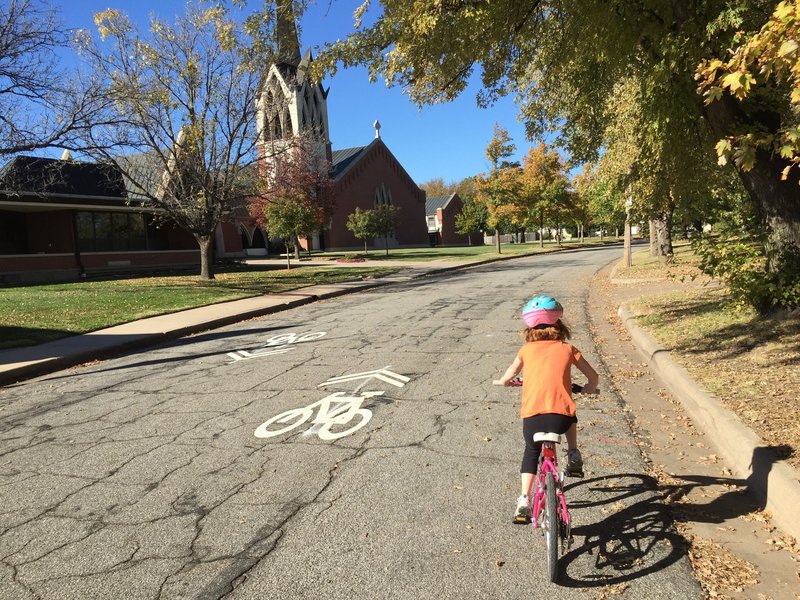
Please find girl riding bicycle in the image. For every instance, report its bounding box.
[497,295,599,524]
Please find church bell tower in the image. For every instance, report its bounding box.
[257,0,332,169]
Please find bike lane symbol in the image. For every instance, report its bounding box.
[254,367,409,441]
[227,331,326,363]
[254,391,383,441]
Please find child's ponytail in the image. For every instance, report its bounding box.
[521,319,571,342]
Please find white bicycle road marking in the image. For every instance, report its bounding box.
[227,331,326,362]
[254,391,384,441]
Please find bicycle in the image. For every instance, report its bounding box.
[530,429,572,582]
[494,378,589,582]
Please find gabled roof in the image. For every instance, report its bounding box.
[425,193,457,215]
[115,153,165,201]
[331,145,369,179]
[0,155,125,199]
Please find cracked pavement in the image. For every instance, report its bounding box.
[0,247,702,599]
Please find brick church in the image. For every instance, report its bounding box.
[237,11,428,255]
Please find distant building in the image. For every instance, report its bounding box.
[0,6,429,283]
[425,193,480,246]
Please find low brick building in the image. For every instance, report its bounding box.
[0,155,198,283]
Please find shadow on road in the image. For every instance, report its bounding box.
[557,445,791,587]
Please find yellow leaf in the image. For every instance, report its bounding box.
[779,39,798,57]
[722,72,743,93]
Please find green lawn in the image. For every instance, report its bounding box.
[0,266,397,349]
[1,238,621,350]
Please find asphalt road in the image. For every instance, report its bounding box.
[0,246,702,599]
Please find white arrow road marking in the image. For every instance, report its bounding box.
[227,347,294,362]
[319,366,410,389]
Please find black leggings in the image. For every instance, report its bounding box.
[521,413,578,474]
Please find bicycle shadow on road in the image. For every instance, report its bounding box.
[557,473,689,588]
[556,446,792,588]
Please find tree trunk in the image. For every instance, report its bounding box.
[703,95,800,269]
[197,235,215,280]
[384,236,389,257]
[495,228,501,254]
[285,242,291,269]
[292,235,300,260]
[539,209,544,248]
[652,209,674,263]
[649,220,658,256]
[364,239,368,255]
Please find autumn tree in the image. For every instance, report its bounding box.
[454,195,488,246]
[260,196,316,269]
[419,177,449,197]
[475,123,519,253]
[75,2,276,280]
[518,144,571,247]
[250,135,334,267]
[697,1,800,265]
[573,165,626,240]
[372,204,402,257]
[0,0,99,157]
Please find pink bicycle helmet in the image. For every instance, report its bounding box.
[522,295,564,328]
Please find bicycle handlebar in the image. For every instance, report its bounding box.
[492,378,599,394]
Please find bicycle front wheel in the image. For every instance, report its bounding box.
[254,407,313,438]
[545,471,559,582]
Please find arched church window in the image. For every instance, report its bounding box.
[240,226,252,249]
[374,183,392,207]
[252,227,267,249]
[282,107,292,138]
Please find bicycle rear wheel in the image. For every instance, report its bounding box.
[545,472,559,582]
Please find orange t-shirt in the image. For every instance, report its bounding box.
[517,340,582,418]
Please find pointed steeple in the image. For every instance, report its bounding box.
[276,0,301,68]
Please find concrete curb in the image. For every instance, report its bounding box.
[618,302,800,541]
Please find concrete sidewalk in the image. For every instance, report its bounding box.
[0,263,446,386]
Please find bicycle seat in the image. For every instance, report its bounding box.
[533,432,561,443]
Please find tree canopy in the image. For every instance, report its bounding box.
[76,2,275,279]
[0,0,99,158]
[317,0,800,310]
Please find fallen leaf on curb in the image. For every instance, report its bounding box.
[495,560,505,568]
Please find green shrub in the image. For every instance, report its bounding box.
[694,216,800,314]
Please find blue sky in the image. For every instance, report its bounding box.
[59,0,535,184]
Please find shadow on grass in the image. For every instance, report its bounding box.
[640,294,800,365]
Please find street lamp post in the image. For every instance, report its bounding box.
[623,196,633,268]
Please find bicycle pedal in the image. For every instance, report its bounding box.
[513,515,531,525]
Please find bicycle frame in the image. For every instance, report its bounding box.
[530,440,571,538]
